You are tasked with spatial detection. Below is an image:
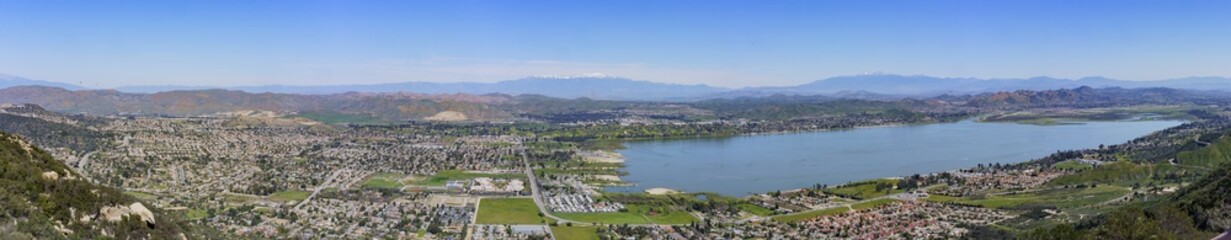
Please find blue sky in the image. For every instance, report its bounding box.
[1,1,1229,88]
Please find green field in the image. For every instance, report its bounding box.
[1052,160,1094,171]
[924,185,1128,209]
[221,192,257,204]
[475,198,546,224]
[287,111,394,125]
[1048,161,1150,186]
[772,206,850,223]
[414,170,526,186]
[361,172,406,189]
[551,226,600,240]
[851,198,898,209]
[736,203,775,216]
[268,190,311,202]
[554,204,696,225]
[825,179,903,199]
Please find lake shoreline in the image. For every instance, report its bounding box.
[605,119,1186,197]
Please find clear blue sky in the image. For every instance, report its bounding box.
[2,1,1229,88]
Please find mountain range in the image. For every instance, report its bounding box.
[0,74,86,91]
[5,73,1231,101]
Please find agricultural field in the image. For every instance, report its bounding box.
[475,198,547,224]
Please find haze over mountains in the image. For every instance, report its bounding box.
[5,73,1231,101]
[0,74,86,91]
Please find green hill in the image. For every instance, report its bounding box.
[1022,137,1231,239]
[1177,134,1231,168]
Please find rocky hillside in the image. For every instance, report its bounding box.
[0,131,222,239]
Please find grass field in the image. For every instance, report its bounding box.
[361,172,406,189]
[1052,160,1094,171]
[268,190,311,202]
[772,206,850,222]
[475,198,546,224]
[288,111,394,125]
[736,203,775,216]
[924,185,1128,209]
[554,204,696,225]
[1048,161,1150,186]
[851,198,898,210]
[825,179,903,199]
[415,170,525,186]
[550,226,600,240]
[221,192,257,204]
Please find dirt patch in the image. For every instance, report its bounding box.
[425,111,468,121]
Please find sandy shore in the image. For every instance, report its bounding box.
[580,150,625,163]
[644,187,680,195]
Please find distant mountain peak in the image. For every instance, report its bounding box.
[0,73,85,90]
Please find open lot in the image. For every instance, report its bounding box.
[414,170,525,186]
[551,226,600,240]
[268,190,311,202]
[360,172,406,189]
[475,198,546,224]
[824,179,903,199]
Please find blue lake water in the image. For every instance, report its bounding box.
[606,119,1185,196]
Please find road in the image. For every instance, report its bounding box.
[295,169,345,210]
[74,150,99,183]
[517,139,584,225]
[515,138,682,228]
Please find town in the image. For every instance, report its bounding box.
[3,101,1229,239]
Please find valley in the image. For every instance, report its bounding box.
[2,86,1230,239]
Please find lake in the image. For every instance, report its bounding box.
[606,119,1185,196]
